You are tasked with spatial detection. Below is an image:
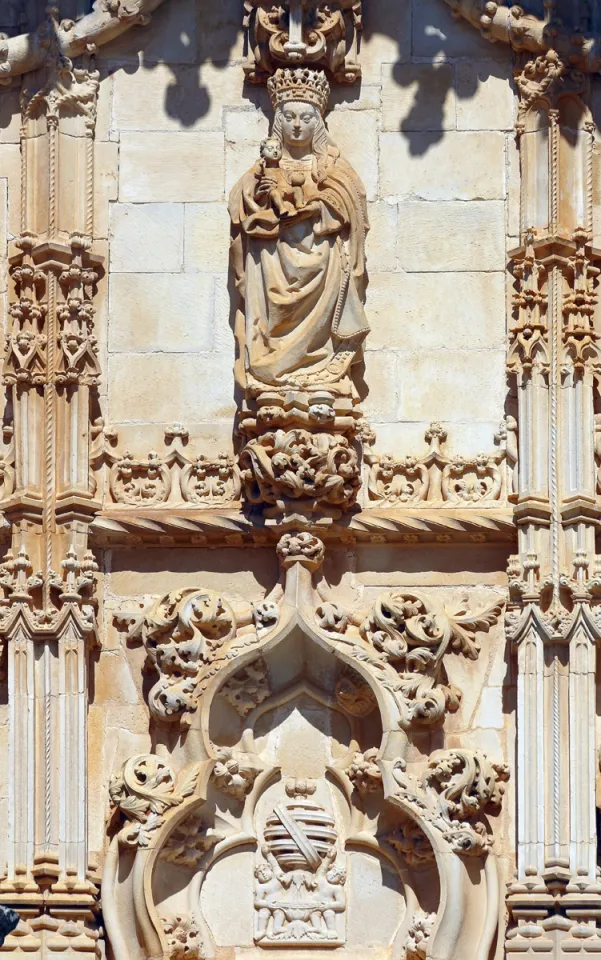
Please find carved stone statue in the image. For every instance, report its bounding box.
[229,67,369,398]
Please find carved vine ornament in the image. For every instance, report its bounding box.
[123,532,503,729]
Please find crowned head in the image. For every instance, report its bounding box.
[267,68,330,115]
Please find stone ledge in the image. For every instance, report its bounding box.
[89,505,517,547]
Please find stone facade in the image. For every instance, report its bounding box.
[0,0,600,958]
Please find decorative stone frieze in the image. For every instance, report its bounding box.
[91,424,242,508]
[365,419,518,506]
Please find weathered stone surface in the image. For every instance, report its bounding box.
[382,62,456,133]
[398,348,506,421]
[184,202,231,272]
[365,201,398,272]
[326,109,379,201]
[380,131,505,201]
[110,203,184,272]
[109,273,214,352]
[455,61,515,131]
[119,132,225,202]
[366,272,505,350]
[109,352,235,422]
[113,62,247,132]
[397,201,506,271]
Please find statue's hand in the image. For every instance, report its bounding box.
[255,178,274,198]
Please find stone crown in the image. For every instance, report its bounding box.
[267,67,330,114]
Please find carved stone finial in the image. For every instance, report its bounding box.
[276,532,325,571]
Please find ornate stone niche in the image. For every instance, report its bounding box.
[105,535,507,960]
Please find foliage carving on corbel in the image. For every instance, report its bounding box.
[239,428,361,518]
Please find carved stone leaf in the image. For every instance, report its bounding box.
[176,765,201,799]
[446,595,504,659]
[118,795,149,820]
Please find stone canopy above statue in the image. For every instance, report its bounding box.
[243,0,363,84]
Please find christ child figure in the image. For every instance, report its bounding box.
[255,137,305,218]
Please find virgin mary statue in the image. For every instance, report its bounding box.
[229,67,369,397]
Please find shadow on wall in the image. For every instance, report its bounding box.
[0,0,516,146]
[106,0,510,149]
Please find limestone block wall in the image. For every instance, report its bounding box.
[0,0,522,903]
[94,0,518,460]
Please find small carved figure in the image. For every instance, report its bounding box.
[311,849,346,939]
[255,137,305,218]
[254,850,288,941]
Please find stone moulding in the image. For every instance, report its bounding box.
[89,504,516,546]
[439,0,601,71]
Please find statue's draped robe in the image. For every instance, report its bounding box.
[229,145,369,389]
